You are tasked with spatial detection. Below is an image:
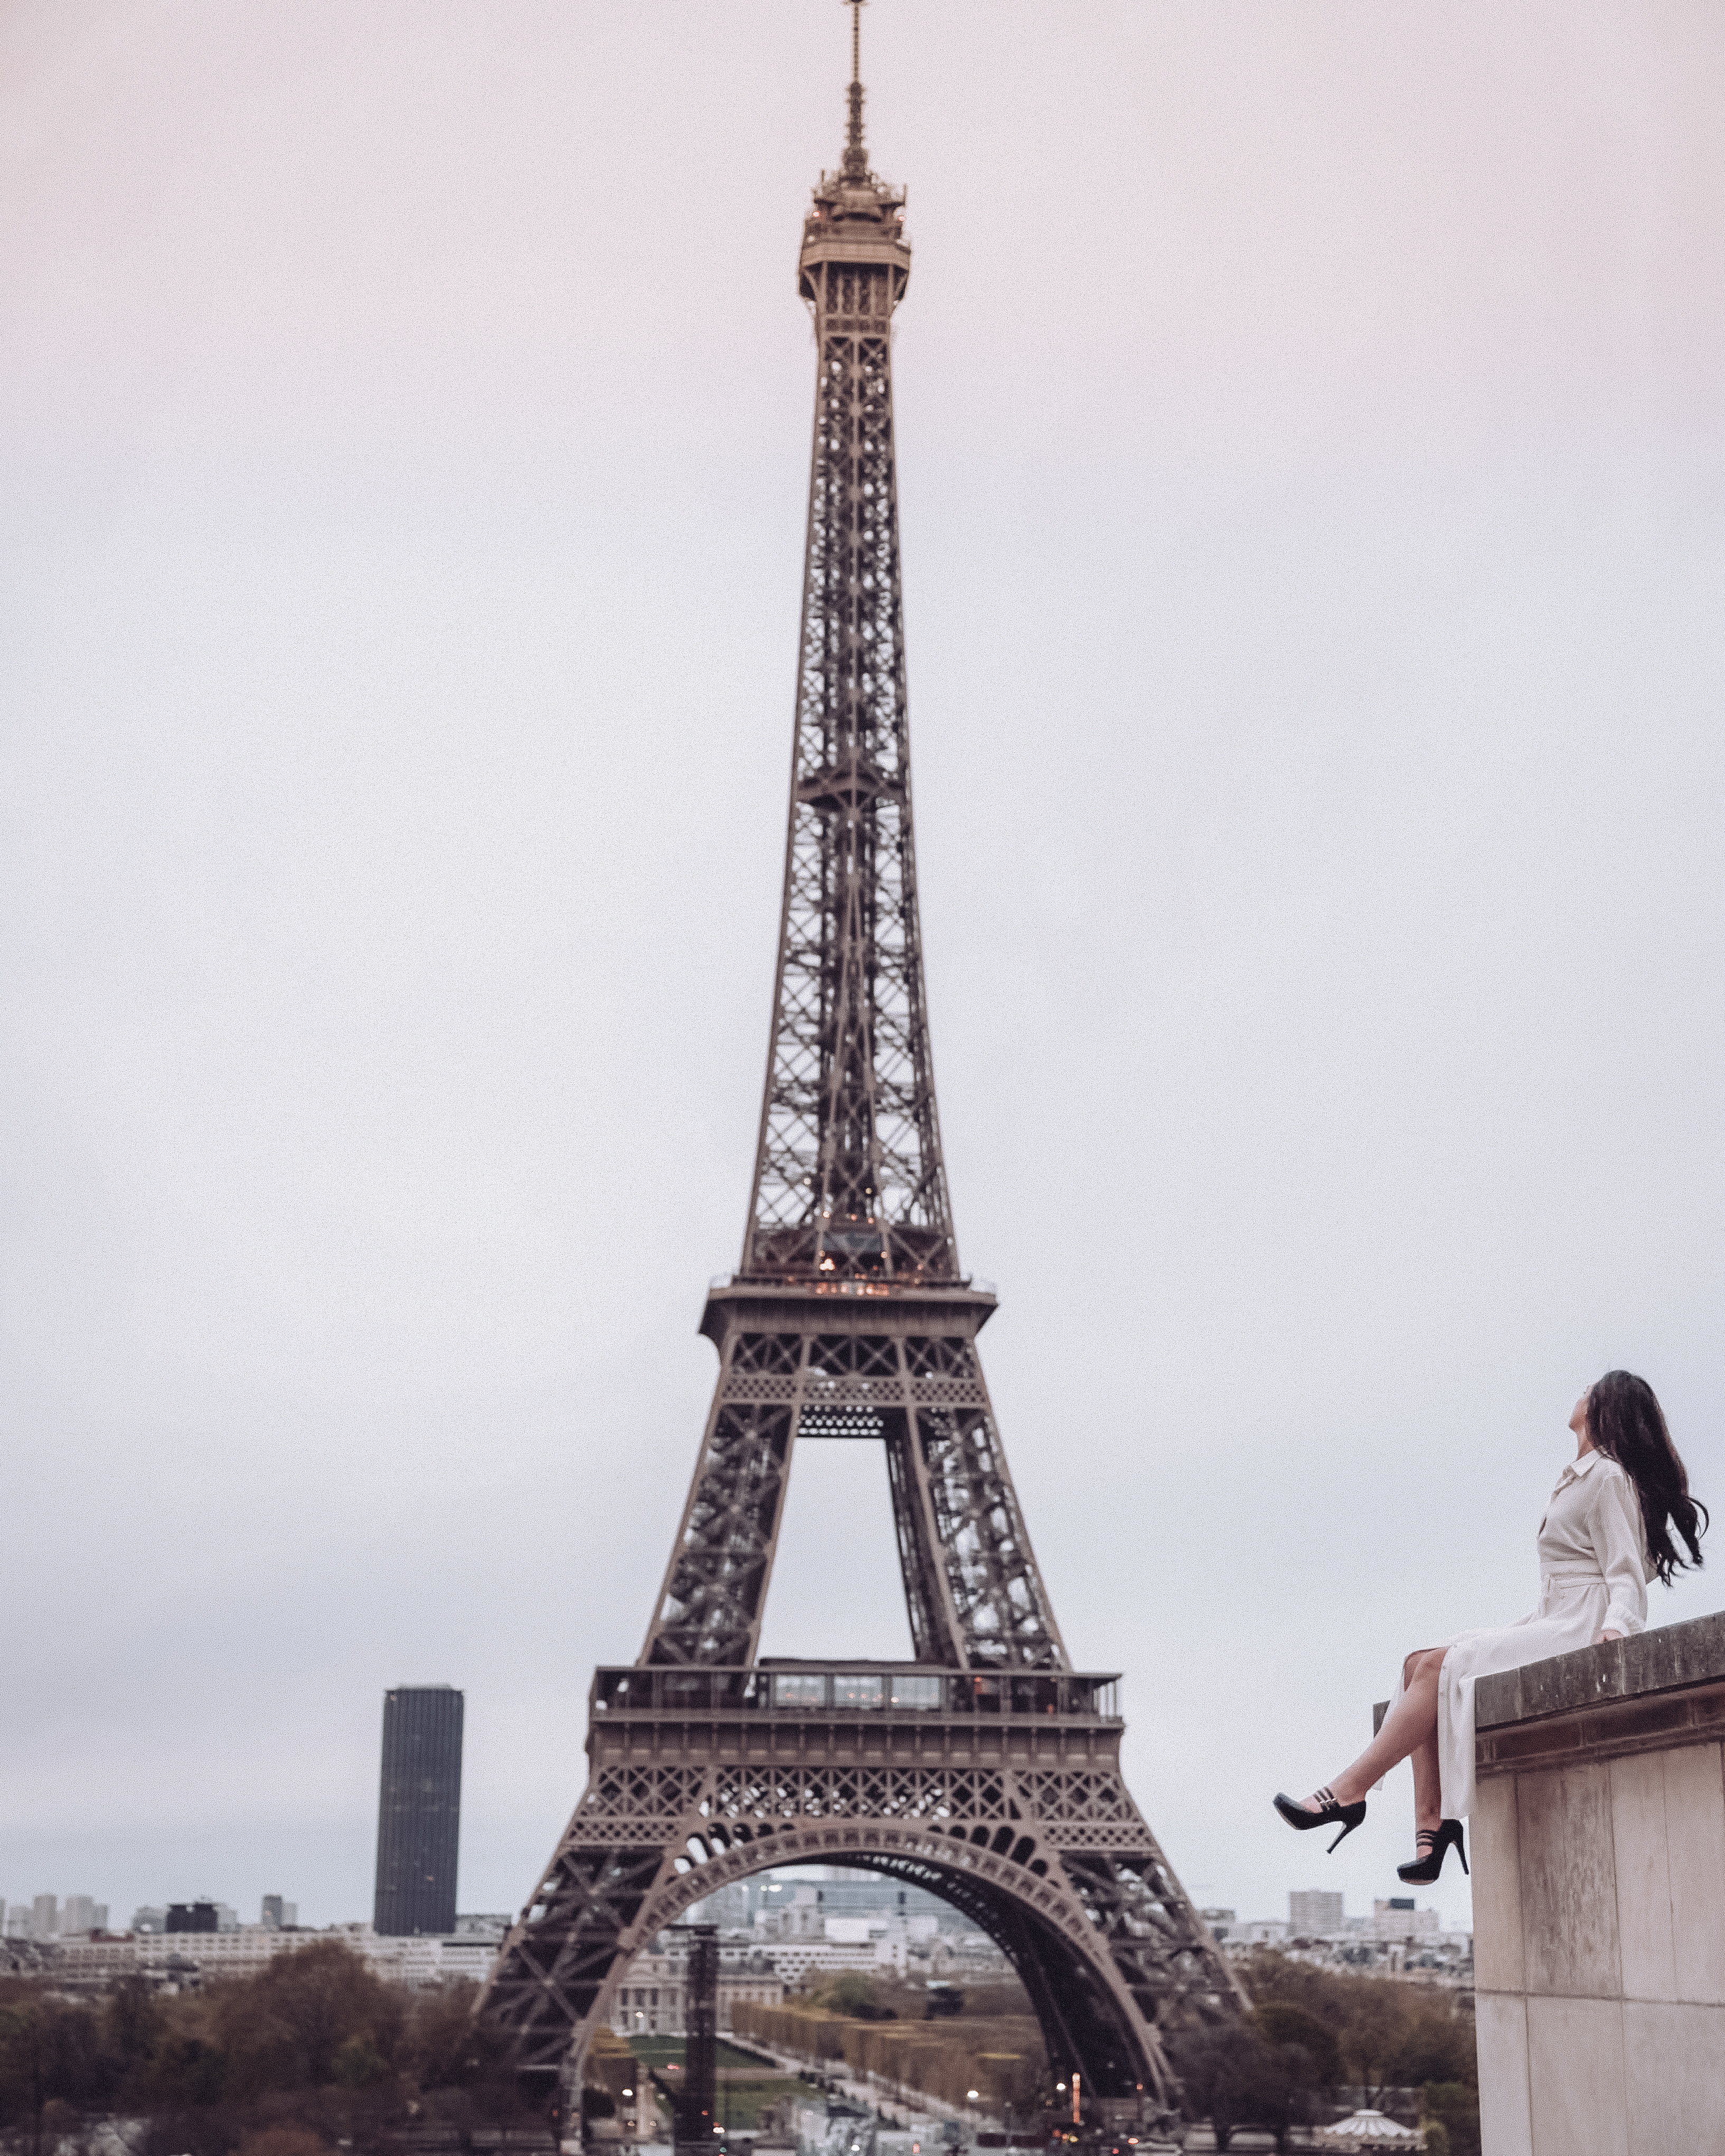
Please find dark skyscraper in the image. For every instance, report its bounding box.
[373,1684,464,1936]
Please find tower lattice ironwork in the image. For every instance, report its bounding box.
[480,15,1242,2130]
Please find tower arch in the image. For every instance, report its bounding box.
[483,1666,1241,2122]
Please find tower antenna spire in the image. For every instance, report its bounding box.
[842,0,868,178]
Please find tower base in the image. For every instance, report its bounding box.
[481,1663,1244,2117]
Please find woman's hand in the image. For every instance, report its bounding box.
[1595,1628,1624,1644]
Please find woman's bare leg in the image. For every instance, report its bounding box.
[1304,1647,1447,1820]
[1408,1717,1442,1831]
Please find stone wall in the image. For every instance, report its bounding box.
[1470,1610,1725,2154]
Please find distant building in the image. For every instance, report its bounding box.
[1289,1890,1344,1936]
[54,1931,288,1984]
[754,1885,826,1942]
[608,1946,785,2036]
[1199,1907,1236,1943]
[336,1923,497,1985]
[260,1896,298,1929]
[923,1933,1012,1979]
[167,1903,220,1934]
[454,1912,512,1940]
[132,1907,167,1935]
[766,1940,881,1986]
[689,1870,963,1938]
[790,1872,957,1927]
[1370,1897,1440,1942]
[815,1913,935,1974]
[373,1685,464,1936]
[46,1921,502,1991]
[1233,1919,1291,1946]
[33,1895,59,1938]
[60,1896,108,1936]
[686,1880,753,1930]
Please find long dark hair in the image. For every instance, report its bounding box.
[1586,1370,1708,1587]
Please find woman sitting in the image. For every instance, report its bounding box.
[1273,1369,1708,1881]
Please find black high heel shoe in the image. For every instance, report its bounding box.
[1272,1785,1367,1854]
[1397,1819,1467,1884]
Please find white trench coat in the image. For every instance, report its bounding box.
[1378,1449,1651,1821]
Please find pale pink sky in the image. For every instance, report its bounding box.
[3,2,1722,1936]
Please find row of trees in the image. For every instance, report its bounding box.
[1241,1950,1476,2095]
[0,1942,527,2155]
[0,1943,1479,2156]
[734,1956,1479,2156]
[1162,1953,1479,2156]
[728,1992,1046,2117]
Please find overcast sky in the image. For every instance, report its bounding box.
[4,2,1723,1945]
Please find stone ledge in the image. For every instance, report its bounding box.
[1474,1987,1725,2008]
[1369,1611,1725,1747]
[1476,1679,1725,1776]
[1472,1609,1725,1780]
[1475,1608,1725,1730]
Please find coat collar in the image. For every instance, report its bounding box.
[1556,1448,1605,1490]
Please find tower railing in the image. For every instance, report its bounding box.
[591,1667,1123,1720]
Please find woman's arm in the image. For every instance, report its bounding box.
[1590,1468,1649,1641]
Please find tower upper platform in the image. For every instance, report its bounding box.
[798,10,910,310]
[799,168,910,304]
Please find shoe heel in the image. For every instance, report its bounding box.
[1327,1817,1361,1855]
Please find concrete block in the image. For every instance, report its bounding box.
[1635,1609,1725,1693]
[1661,1741,1725,2004]
[1471,1774,1525,1993]
[1525,1996,1627,2156]
[1519,1763,1620,1999]
[1621,2000,1725,2152]
[1609,1751,1675,2002]
[1477,1609,1725,1728]
[1474,1991,1532,2156]
[1469,1612,1725,2152]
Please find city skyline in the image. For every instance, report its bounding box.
[0,1857,1452,1945]
[4,1,1722,1944]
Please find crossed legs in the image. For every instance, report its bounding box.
[1305,1646,1448,1830]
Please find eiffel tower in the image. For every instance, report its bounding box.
[480,11,1242,2129]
